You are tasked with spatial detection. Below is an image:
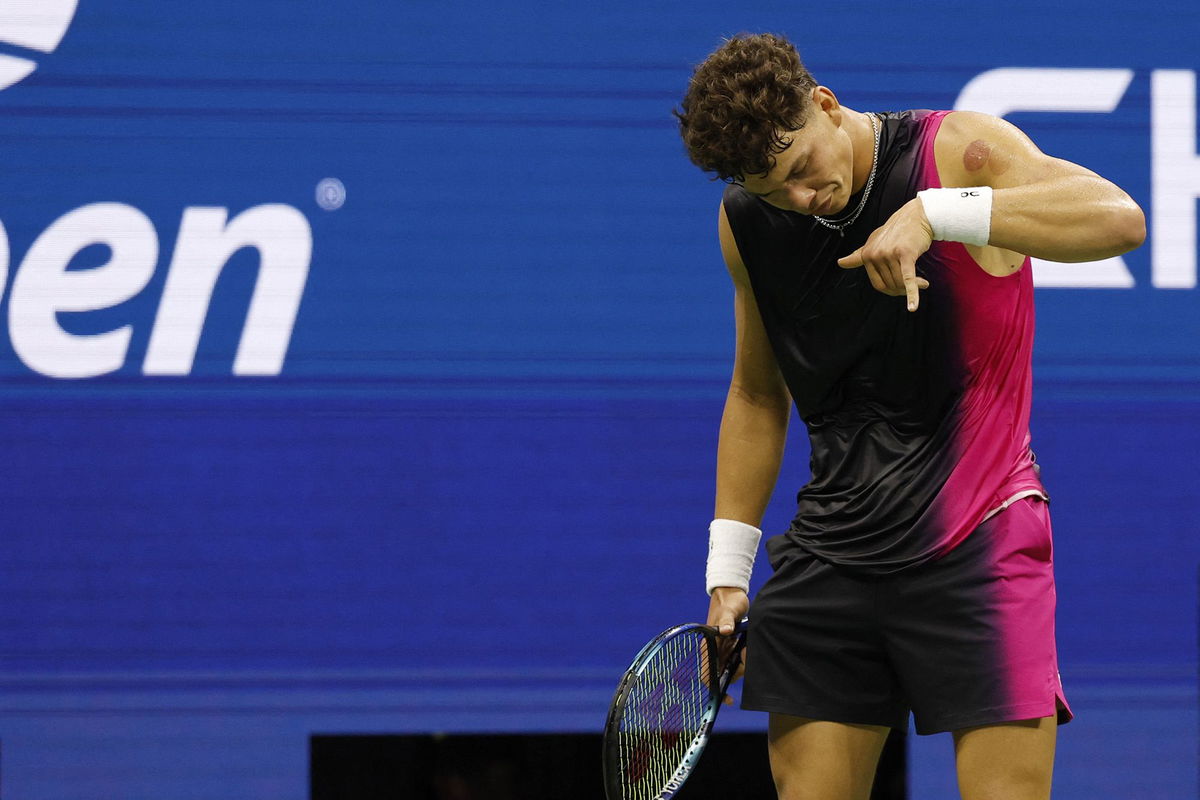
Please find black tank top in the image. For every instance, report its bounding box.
[723,110,1044,574]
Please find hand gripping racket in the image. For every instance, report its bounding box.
[602,618,748,800]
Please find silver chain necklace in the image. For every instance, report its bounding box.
[812,112,880,234]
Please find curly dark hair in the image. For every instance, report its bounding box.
[674,33,818,183]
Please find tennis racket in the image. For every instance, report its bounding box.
[602,618,748,800]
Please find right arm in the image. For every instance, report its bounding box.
[708,202,792,633]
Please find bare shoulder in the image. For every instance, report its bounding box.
[936,110,1041,156]
[933,110,1064,189]
[717,200,752,287]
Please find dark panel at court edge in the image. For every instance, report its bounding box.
[309,732,906,799]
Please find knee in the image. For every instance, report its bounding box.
[772,770,875,800]
[960,762,1052,800]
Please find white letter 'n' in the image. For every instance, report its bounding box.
[144,204,312,375]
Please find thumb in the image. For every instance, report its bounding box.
[837,249,864,268]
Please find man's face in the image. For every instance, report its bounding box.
[739,89,854,216]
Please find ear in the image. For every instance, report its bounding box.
[812,86,843,126]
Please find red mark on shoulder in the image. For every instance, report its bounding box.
[963,138,1011,175]
[963,139,991,172]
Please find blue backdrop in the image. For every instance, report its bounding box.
[0,1,1195,797]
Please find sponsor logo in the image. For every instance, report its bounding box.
[2,203,314,379]
[0,2,323,380]
[0,0,78,90]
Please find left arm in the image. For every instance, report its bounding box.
[838,111,1146,309]
[936,110,1145,262]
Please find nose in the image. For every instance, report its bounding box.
[784,185,819,213]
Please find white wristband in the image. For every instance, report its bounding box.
[917,186,993,247]
[706,518,761,595]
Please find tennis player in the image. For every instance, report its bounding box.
[675,34,1144,800]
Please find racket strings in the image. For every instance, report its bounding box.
[617,630,716,798]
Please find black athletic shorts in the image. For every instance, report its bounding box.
[741,496,1072,735]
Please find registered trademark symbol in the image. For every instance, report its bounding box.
[315,178,345,211]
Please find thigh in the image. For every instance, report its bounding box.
[954,716,1057,800]
[768,714,890,800]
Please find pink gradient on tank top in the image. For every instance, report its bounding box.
[910,110,1046,555]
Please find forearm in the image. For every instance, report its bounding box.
[714,384,790,526]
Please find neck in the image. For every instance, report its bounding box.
[845,108,877,194]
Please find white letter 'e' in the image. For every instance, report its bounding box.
[9,203,157,378]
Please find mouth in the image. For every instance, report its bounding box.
[817,185,847,216]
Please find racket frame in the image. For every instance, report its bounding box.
[602,619,748,800]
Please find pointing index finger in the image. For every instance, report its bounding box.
[902,258,920,311]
